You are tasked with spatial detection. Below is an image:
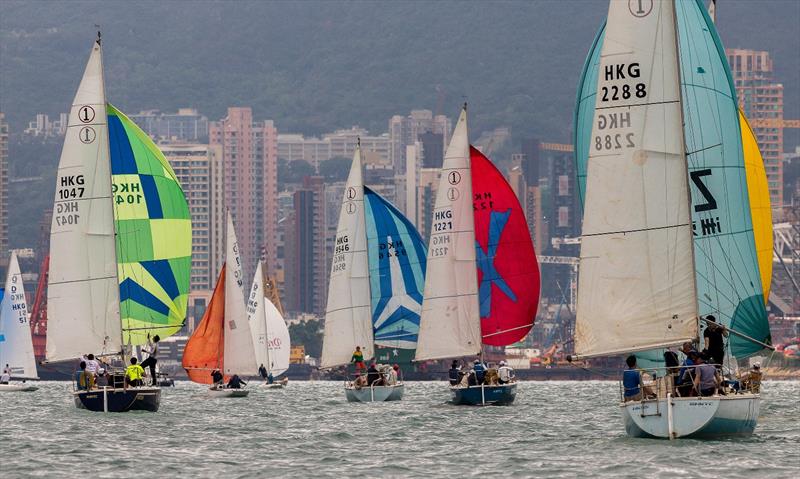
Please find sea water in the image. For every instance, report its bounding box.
[1,380,797,478]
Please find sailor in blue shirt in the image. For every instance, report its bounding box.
[622,355,642,401]
[473,359,487,385]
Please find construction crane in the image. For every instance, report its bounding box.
[538,255,579,312]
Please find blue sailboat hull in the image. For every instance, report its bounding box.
[450,383,516,406]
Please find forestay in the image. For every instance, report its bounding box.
[321,147,373,368]
[574,0,697,358]
[415,107,482,361]
[0,253,38,379]
[108,104,191,346]
[364,187,427,350]
[46,39,122,362]
[223,212,257,375]
[247,261,290,376]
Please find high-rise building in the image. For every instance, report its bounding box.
[160,142,224,291]
[389,110,450,174]
[416,168,440,241]
[209,107,278,282]
[0,113,8,275]
[23,113,68,138]
[286,176,327,314]
[727,48,784,213]
[277,128,390,170]
[129,108,209,142]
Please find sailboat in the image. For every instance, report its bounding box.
[46,34,191,413]
[247,260,291,388]
[321,143,426,402]
[183,212,257,398]
[572,0,772,438]
[0,252,39,392]
[414,106,540,406]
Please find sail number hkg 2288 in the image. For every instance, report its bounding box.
[600,62,647,102]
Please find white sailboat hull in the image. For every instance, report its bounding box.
[261,378,289,389]
[208,387,250,398]
[344,383,404,402]
[621,394,760,439]
[0,383,39,392]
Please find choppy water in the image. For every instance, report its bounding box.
[1,380,798,478]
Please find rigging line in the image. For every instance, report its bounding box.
[594,99,680,111]
[581,222,690,238]
[686,142,722,157]
[482,323,533,339]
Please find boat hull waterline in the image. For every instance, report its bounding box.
[450,383,517,406]
[73,387,161,412]
[345,383,404,402]
[208,387,250,398]
[621,394,760,439]
[0,384,39,392]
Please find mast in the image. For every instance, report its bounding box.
[97,31,127,360]
[671,0,702,341]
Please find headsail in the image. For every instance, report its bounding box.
[0,253,38,379]
[108,104,191,346]
[182,268,225,384]
[321,146,373,368]
[675,0,769,356]
[415,107,481,361]
[574,0,698,358]
[364,187,427,349]
[574,1,773,359]
[247,261,290,376]
[471,146,540,346]
[46,39,122,362]
[223,212,257,375]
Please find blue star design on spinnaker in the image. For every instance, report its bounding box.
[476,209,517,318]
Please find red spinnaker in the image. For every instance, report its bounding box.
[471,146,540,346]
[182,267,226,384]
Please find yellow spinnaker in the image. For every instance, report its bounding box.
[740,110,772,303]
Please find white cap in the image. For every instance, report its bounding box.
[499,360,506,366]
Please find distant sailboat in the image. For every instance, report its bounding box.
[247,260,291,388]
[0,252,38,392]
[322,143,426,402]
[572,0,772,438]
[414,105,540,405]
[183,212,257,398]
[45,34,191,412]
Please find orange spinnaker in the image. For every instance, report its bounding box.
[182,266,226,384]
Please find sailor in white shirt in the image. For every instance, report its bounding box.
[1,364,11,384]
[498,361,515,384]
[140,335,160,386]
[85,354,101,375]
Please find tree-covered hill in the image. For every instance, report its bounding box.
[1,0,797,141]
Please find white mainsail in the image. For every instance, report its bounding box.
[0,253,38,379]
[415,107,481,361]
[46,39,122,362]
[574,0,697,358]
[321,145,373,368]
[247,261,291,376]
[223,211,257,375]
